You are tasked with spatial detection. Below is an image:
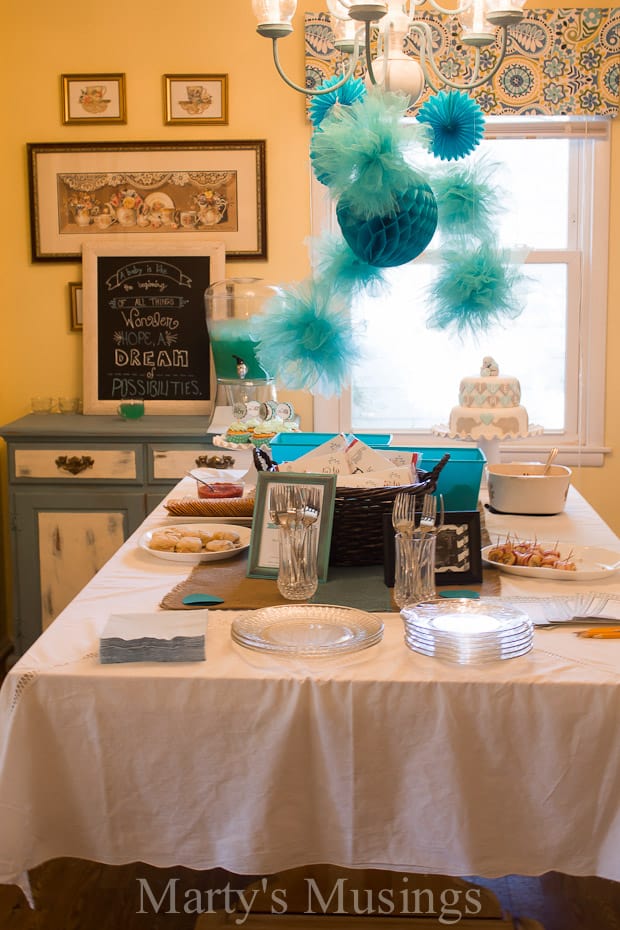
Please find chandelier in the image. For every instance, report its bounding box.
[251,0,526,105]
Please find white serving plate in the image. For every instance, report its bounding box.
[140,523,251,563]
[482,542,620,582]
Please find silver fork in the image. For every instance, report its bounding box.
[302,487,320,527]
[416,494,437,536]
[392,491,416,536]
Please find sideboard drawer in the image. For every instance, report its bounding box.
[12,446,141,481]
[150,445,253,480]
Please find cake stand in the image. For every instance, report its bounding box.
[432,422,544,486]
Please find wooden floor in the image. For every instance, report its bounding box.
[0,860,619,930]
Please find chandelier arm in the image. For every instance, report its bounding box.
[364,21,379,86]
[271,36,361,95]
[271,36,359,97]
[409,20,509,92]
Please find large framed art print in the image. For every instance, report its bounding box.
[27,140,266,261]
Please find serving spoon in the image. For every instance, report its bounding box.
[542,447,559,475]
[186,470,218,492]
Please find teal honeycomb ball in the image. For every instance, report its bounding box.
[336,178,438,267]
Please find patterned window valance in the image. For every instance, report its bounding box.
[305,8,620,116]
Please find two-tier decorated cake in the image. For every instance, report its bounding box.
[448,356,532,440]
[434,357,542,461]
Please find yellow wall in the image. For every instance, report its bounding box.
[1,1,619,639]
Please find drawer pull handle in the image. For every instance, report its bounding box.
[195,454,235,469]
[55,455,95,475]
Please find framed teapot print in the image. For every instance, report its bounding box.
[27,140,267,261]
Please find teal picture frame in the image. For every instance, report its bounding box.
[247,472,337,581]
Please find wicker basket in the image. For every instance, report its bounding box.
[329,453,450,567]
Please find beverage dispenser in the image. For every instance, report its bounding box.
[204,277,277,433]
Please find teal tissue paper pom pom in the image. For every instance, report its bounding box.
[310,88,428,212]
[426,244,527,336]
[337,174,438,267]
[309,76,366,128]
[417,90,485,162]
[250,280,360,396]
[311,233,387,296]
[431,158,503,241]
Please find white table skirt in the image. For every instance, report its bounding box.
[1,482,620,891]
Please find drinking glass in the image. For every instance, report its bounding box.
[393,533,436,609]
[117,401,145,420]
[31,395,54,414]
[58,396,80,414]
[276,523,318,601]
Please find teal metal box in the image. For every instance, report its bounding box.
[271,434,485,511]
[270,433,393,460]
[390,446,485,511]
[271,434,485,512]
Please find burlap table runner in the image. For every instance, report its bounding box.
[160,501,499,611]
[160,555,500,611]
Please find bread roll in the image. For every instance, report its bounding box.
[175,536,203,553]
[206,539,234,552]
[212,530,240,543]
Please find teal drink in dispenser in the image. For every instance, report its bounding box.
[208,317,271,380]
[204,278,277,432]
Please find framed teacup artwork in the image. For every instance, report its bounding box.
[247,473,337,581]
[61,74,127,124]
[164,74,228,125]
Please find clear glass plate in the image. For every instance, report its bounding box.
[404,633,533,664]
[401,598,532,636]
[231,604,384,656]
[403,624,532,647]
[401,598,533,664]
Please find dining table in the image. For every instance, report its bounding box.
[0,476,619,904]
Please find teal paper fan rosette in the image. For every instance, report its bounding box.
[337,175,438,267]
[308,76,367,128]
[417,90,485,162]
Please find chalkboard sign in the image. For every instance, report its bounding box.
[82,239,225,414]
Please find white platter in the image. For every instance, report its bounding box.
[482,543,620,581]
[140,523,251,563]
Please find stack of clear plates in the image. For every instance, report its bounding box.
[231,604,384,657]
[401,598,533,665]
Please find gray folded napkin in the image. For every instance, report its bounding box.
[99,610,208,663]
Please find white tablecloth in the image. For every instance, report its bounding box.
[1,482,619,894]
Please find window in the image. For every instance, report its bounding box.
[312,117,610,465]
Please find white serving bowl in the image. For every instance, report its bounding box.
[487,462,572,515]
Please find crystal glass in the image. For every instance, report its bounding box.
[277,523,319,601]
[393,533,436,609]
